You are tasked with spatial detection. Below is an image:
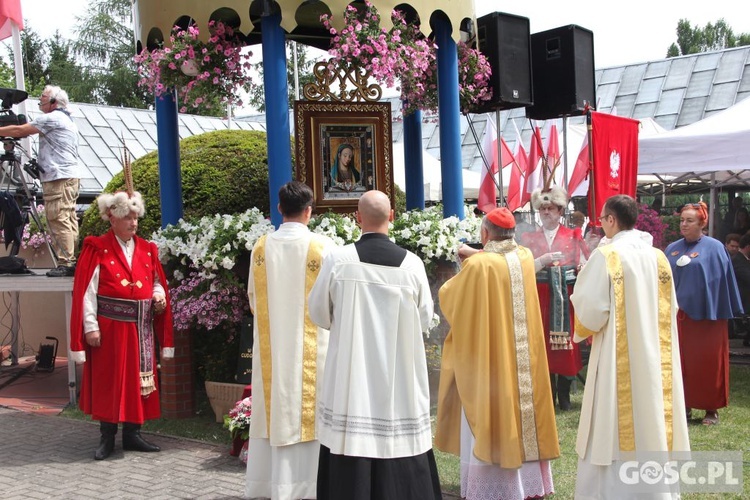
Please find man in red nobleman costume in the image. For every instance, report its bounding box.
[520,186,588,410]
[69,191,174,460]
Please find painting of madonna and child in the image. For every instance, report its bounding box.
[322,125,376,200]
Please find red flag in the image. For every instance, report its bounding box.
[0,0,23,41]
[478,117,514,213]
[478,118,499,213]
[568,133,589,196]
[506,136,528,212]
[526,124,544,196]
[587,112,640,223]
[546,120,560,175]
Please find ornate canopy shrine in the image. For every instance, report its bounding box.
[132,0,477,225]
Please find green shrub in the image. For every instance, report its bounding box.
[662,215,681,246]
[79,130,272,239]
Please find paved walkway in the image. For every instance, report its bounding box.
[0,407,246,499]
[0,407,461,499]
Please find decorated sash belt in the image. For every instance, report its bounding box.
[97,295,156,396]
[536,266,576,351]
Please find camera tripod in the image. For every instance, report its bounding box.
[0,139,59,267]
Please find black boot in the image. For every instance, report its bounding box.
[94,422,117,460]
[557,376,572,411]
[122,422,160,452]
[550,374,558,407]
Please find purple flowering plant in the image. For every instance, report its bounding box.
[321,0,492,115]
[169,268,249,332]
[133,21,253,113]
[636,204,668,249]
[22,204,54,250]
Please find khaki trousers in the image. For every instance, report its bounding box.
[42,178,80,266]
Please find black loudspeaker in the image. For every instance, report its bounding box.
[36,336,58,372]
[469,12,533,114]
[526,25,595,120]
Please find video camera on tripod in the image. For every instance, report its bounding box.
[0,87,28,127]
[0,88,42,185]
[0,87,57,264]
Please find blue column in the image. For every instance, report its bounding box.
[155,89,183,227]
[435,18,463,220]
[403,109,425,210]
[262,13,292,228]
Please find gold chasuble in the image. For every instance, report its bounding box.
[435,240,560,469]
[252,234,325,441]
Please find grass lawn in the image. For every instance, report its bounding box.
[61,366,750,498]
[433,364,750,499]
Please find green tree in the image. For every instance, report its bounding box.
[16,24,47,94]
[0,58,14,88]
[73,0,150,108]
[246,41,318,112]
[667,18,750,58]
[45,32,97,102]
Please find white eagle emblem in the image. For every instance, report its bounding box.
[609,150,621,179]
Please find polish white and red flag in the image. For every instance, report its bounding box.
[0,0,23,40]
[478,116,515,214]
[505,124,529,211]
[546,119,561,179]
[568,133,590,197]
[526,121,544,196]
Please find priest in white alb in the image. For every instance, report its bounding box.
[245,181,336,499]
[571,195,690,499]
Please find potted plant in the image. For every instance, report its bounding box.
[224,394,252,463]
[390,204,483,276]
[0,205,55,267]
[153,208,274,422]
[133,21,253,114]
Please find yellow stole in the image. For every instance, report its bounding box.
[252,235,325,441]
[586,245,674,451]
[484,240,540,461]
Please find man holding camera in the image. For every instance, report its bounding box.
[0,85,81,277]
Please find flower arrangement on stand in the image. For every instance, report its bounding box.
[390,205,483,276]
[309,211,362,245]
[133,21,253,113]
[321,0,492,115]
[21,205,53,252]
[152,209,274,389]
[224,395,252,463]
[0,205,55,266]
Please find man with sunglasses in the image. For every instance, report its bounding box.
[0,85,81,277]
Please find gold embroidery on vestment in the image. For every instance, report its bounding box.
[252,235,273,429]
[655,250,674,449]
[300,240,324,441]
[505,249,540,462]
[600,246,635,452]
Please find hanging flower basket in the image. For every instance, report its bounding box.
[321,0,492,115]
[134,21,253,113]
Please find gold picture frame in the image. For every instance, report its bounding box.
[294,101,394,213]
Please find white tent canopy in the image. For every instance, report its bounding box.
[392,142,481,201]
[638,97,750,188]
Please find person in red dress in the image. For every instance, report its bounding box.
[520,186,589,410]
[69,191,174,460]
